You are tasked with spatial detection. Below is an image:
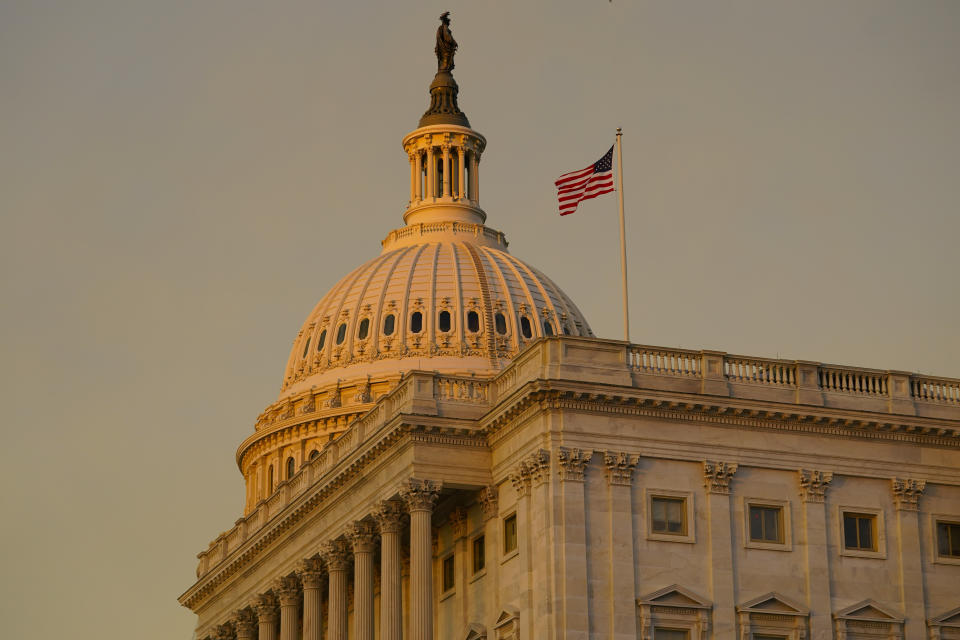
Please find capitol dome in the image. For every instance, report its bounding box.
[236,50,590,510]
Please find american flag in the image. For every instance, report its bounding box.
[554,146,615,216]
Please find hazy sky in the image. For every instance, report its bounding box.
[2,2,958,638]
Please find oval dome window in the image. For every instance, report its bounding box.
[520,316,533,339]
[438,310,451,332]
[410,311,423,334]
[495,313,507,335]
[317,329,327,350]
[467,310,480,333]
[336,323,347,345]
[357,318,370,340]
[383,314,395,336]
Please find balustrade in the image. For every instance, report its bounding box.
[725,357,796,386]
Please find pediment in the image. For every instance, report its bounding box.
[835,599,903,623]
[463,622,487,640]
[738,592,808,615]
[930,606,960,627]
[639,584,712,609]
[494,606,519,629]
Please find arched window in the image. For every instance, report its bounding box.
[286,456,295,479]
[520,316,533,339]
[317,329,327,351]
[410,311,423,333]
[301,337,311,358]
[467,310,480,333]
[563,324,571,336]
[438,310,451,332]
[308,449,319,460]
[383,314,395,336]
[543,320,554,337]
[336,323,347,345]
[267,465,274,493]
[495,313,507,335]
[357,318,370,340]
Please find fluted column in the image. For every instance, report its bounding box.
[401,479,441,640]
[322,540,351,640]
[426,147,435,200]
[349,521,377,640]
[234,608,257,640]
[255,593,279,640]
[408,153,416,206]
[457,147,465,200]
[275,575,300,640]
[375,500,406,640]
[298,557,324,640]
[441,145,451,197]
[415,152,423,203]
[470,152,479,203]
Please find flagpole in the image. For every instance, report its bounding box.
[616,128,630,343]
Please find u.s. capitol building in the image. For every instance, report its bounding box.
[179,19,960,640]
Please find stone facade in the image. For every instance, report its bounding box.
[179,22,960,640]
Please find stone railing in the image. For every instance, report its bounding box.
[629,346,701,377]
[724,356,796,386]
[912,376,960,405]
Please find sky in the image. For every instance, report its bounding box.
[1,1,958,638]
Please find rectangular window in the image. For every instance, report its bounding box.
[654,629,689,640]
[503,513,518,554]
[472,535,486,573]
[442,554,455,592]
[749,505,784,544]
[651,497,687,535]
[937,521,960,558]
[843,513,876,551]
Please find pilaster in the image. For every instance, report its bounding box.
[703,460,738,638]
[892,477,927,637]
[798,469,833,640]
[604,451,639,640]
[556,447,592,640]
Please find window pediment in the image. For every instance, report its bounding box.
[737,592,809,639]
[833,599,904,639]
[638,585,712,640]
[928,606,960,639]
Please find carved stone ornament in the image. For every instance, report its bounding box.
[297,556,324,590]
[320,539,352,572]
[798,469,833,503]
[479,485,499,521]
[274,574,301,606]
[401,478,442,512]
[354,376,372,403]
[348,520,377,554]
[214,621,236,640]
[525,449,551,487]
[254,592,279,623]
[373,499,406,534]
[449,507,468,538]
[603,451,638,486]
[891,477,926,510]
[703,460,738,495]
[233,608,257,636]
[509,463,531,498]
[557,447,593,482]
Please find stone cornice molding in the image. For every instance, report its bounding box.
[478,485,498,520]
[320,539,352,572]
[274,574,300,605]
[347,520,377,553]
[254,592,278,623]
[603,451,639,486]
[556,447,592,482]
[798,469,833,503]
[891,477,926,510]
[703,460,738,495]
[296,557,324,589]
[373,499,406,534]
[401,478,441,512]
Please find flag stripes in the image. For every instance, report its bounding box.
[554,146,615,215]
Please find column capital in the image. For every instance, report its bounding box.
[214,622,236,640]
[603,451,639,486]
[703,460,738,495]
[320,539,352,572]
[891,477,926,510]
[297,556,324,590]
[509,465,531,498]
[401,478,442,512]
[524,448,551,487]
[557,447,593,482]
[449,507,468,538]
[255,592,279,623]
[233,607,257,636]
[274,574,301,606]
[478,485,499,521]
[798,469,834,503]
[348,520,378,554]
[374,499,406,534]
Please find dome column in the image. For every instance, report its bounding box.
[402,479,441,640]
[469,151,479,203]
[457,147,465,200]
[408,153,417,206]
[414,152,423,203]
[441,144,451,197]
[426,147,436,201]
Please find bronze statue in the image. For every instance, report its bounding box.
[435,12,457,72]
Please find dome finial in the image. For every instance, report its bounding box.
[420,12,469,127]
